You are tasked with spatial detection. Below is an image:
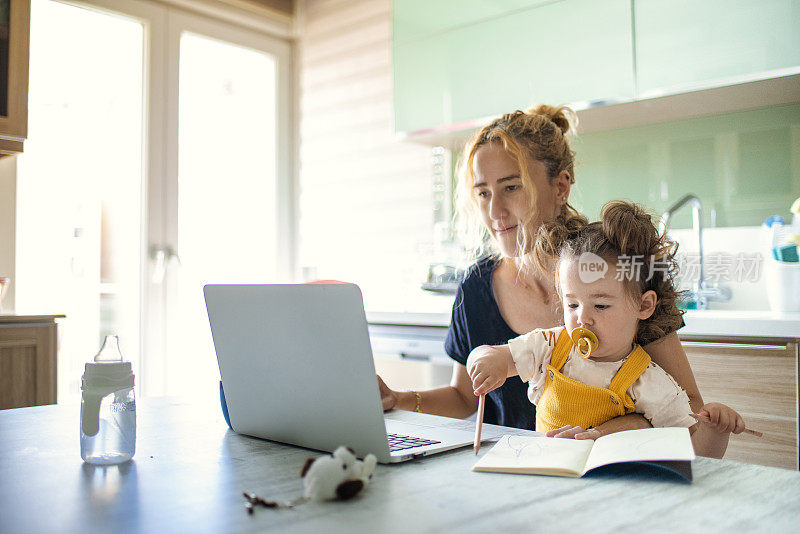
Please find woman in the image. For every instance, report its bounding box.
[379,105,703,438]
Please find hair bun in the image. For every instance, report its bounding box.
[526,104,576,136]
[533,213,589,274]
[600,201,660,257]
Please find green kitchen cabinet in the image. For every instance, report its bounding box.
[393,0,551,46]
[634,0,800,95]
[393,0,634,133]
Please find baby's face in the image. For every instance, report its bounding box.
[559,258,642,362]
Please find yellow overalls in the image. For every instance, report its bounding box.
[535,328,652,433]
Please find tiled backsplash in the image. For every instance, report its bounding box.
[668,226,769,311]
[367,226,776,315]
[570,103,800,229]
[374,104,799,316]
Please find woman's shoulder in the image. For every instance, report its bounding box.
[450,255,500,320]
[461,255,500,287]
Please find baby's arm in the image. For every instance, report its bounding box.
[466,344,518,396]
[690,402,745,459]
[630,364,745,457]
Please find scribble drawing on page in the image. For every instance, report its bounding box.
[506,436,545,462]
[500,435,590,467]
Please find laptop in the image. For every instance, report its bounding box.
[204,283,488,463]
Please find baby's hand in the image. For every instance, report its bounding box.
[545,425,601,440]
[697,403,745,434]
[466,345,508,396]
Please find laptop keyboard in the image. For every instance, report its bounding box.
[387,432,442,452]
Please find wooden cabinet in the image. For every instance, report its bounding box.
[393,0,634,133]
[0,0,30,155]
[0,315,61,409]
[681,338,799,470]
[634,0,800,96]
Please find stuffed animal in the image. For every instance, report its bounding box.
[300,446,377,501]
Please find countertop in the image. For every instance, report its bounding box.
[1,397,798,533]
[0,314,65,324]
[367,309,800,340]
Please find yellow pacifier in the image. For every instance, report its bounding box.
[570,327,598,358]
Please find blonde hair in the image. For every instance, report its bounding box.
[533,200,685,346]
[455,104,584,262]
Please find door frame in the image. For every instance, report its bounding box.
[53,0,295,396]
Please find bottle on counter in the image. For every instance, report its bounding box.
[80,335,136,465]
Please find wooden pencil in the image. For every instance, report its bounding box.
[474,394,485,455]
[689,412,763,437]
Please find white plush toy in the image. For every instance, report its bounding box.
[300,446,377,501]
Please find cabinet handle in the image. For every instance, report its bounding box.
[400,352,431,362]
[681,341,788,351]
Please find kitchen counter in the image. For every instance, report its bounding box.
[0,313,65,324]
[367,310,800,340]
[679,310,800,340]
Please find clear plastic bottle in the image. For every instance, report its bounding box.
[80,335,136,465]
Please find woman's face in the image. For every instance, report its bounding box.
[472,143,566,257]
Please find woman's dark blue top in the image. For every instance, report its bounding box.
[444,256,536,430]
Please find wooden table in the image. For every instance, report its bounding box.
[1,397,799,533]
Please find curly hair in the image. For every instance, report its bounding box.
[533,200,685,346]
[455,104,586,261]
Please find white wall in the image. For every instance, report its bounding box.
[295,0,439,311]
[0,157,16,312]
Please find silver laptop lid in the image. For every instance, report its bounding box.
[204,283,392,460]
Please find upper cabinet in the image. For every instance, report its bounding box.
[393,0,552,45]
[393,0,634,134]
[634,0,800,96]
[0,0,29,155]
[393,0,800,139]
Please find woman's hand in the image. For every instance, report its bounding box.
[466,345,510,396]
[545,425,602,440]
[377,375,398,411]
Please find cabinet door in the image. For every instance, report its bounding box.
[682,340,798,470]
[394,0,634,133]
[634,0,800,96]
[0,0,31,154]
[0,324,57,409]
[393,0,550,46]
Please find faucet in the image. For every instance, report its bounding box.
[660,194,730,310]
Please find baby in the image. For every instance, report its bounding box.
[466,201,746,458]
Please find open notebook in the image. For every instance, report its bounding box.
[473,427,695,481]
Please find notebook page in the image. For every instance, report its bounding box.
[473,435,594,474]
[582,427,696,474]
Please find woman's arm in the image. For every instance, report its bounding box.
[643,331,704,413]
[378,362,479,419]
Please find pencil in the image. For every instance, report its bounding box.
[689,412,763,437]
[474,394,485,455]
